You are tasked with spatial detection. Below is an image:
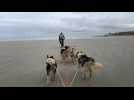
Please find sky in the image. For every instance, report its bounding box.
[0,12,134,40]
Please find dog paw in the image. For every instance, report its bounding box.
[46,77,50,84]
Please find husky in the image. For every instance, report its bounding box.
[76,51,95,79]
[60,45,76,64]
[46,55,57,83]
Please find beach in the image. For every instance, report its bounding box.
[0,36,134,87]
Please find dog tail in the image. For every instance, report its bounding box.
[93,62,104,69]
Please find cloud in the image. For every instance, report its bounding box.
[0,12,134,37]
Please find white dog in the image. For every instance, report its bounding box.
[46,55,57,83]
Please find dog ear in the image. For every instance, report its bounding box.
[80,51,83,53]
[76,51,79,58]
[50,56,54,59]
[72,48,74,51]
[76,51,78,55]
[46,54,49,58]
[91,57,95,63]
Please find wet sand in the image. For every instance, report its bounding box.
[0,36,134,87]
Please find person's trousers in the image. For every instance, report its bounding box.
[59,39,64,47]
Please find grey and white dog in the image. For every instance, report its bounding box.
[75,51,95,79]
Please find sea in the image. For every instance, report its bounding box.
[0,32,103,41]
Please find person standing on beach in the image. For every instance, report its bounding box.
[59,32,65,48]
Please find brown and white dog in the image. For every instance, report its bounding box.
[60,45,76,64]
[46,55,57,83]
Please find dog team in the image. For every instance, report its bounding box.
[45,32,97,84]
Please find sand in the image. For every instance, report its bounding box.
[0,36,134,87]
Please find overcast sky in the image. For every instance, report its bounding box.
[0,12,134,38]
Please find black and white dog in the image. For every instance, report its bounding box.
[46,55,57,83]
[76,51,95,79]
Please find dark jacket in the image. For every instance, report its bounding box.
[59,33,65,40]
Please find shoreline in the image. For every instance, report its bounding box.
[0,35,134,42]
